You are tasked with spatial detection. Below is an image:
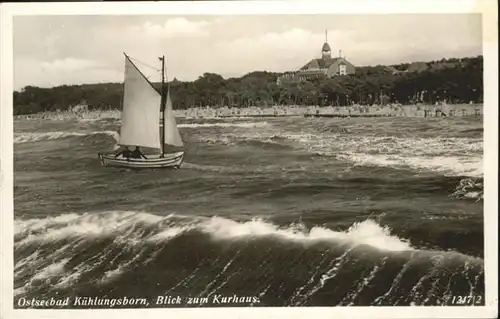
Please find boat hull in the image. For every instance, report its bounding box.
[98,151,184,169]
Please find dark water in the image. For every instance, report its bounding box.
[14,115,484,307]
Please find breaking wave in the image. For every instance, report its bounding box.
[200,131,483,177]
[14,211,412,252]
[336,153,482,177]
[13,121,268,145]
[14,212,484,307]
[14,131,119,144]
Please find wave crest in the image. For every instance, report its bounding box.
[336,152,483,177]
[203,131,483,177]
[15,211,412,252]
[14,212,484,305]
[14,131,119,144]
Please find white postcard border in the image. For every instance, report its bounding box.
[1,1,498,319]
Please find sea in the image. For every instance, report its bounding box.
[13,113,484,307]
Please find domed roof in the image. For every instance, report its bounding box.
[322,42,331,52]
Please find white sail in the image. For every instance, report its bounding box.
[163,87,184,147]
[119,56,162,149]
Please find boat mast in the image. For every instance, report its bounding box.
[159,55,166,157]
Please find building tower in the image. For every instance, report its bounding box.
[321,29,331,60]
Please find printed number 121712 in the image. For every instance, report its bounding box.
[450,295,483,305]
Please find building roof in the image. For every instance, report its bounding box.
[300,57,340,70]
[322,42,331,51]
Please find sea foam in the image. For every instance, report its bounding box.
[15,211,413,252]
[14,130,119,144]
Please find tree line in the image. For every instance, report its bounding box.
[13,55,483,115]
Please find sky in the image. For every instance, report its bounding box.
[13,14,482,90]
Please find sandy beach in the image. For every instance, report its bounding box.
[14,103,483,121]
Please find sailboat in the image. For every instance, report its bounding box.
[98,53,184,169]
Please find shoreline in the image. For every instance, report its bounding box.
[14,103,483,121]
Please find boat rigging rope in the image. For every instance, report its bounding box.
[129,56,161,73]
[129,55,169,85]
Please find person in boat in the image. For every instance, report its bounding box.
[130,146,148,159]
[115,146,132,159]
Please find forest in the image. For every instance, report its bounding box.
[13,55,483,115]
